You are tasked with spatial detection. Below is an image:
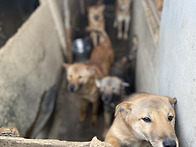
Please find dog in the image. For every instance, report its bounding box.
[63,27,114,125]
[88,3,105,46]
[110,35,138,94]
[114,0,132,40]
[96,76,129,137]
[105,93,179,147]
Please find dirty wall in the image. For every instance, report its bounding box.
[0,0,65,136]
[133,0,196,146]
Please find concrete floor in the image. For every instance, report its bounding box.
[46,4,130,142]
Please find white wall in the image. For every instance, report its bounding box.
[0,1,64,136]
[135,0,196,146]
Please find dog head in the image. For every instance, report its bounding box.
[63,63,95,92]
[115,94,179,147]
[96,76,129,104]
[88,4,105,25]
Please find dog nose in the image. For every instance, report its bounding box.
[94,15,99,21]
[163,140,176,147]
[69,85,75,92]
[102,95,111,103]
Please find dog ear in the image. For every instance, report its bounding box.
[115,102,132,117]
[95,79,101,88]
[121,82,130,87]
[62,63,70,69]
[166,97,177,105]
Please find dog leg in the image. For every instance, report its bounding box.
[90,31,98,47]
[105,136,121,147]
[91,100,100,125]
[117,20,123,39]
[79,99,88,123]
[103,111,112,137]
[113,19,117,28]
[123,19,130,40]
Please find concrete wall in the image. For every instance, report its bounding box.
[133,0,196,146]
[0,1,65,136]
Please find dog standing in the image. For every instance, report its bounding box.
[95,76,129,137]
[88,3,105,46]
[63,27,114,125]
[114,0,132,40]
[105,93,179,147]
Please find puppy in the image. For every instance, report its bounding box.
[96,76,129,137]
[88,3,105,46]
[114,0,132,39]
[63,27,114,125]
[105,93,179,147]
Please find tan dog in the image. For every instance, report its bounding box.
[114,0,132,40]
[96,76,129,137]
[63,27,114,125]
[88,3,105,46]
[105,93,179,147]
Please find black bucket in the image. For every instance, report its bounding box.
[72,37,93,62]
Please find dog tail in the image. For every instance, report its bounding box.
[86,26,111,45]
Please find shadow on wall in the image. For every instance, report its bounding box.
[0,0,39,48]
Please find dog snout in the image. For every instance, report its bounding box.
[69,84,76,92]
[163,140,176,147]
[102,95,112,103]
[94,15,99,21]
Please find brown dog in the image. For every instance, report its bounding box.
[114,0,132,40]
[105,93,179,147]
[96,76,129,137]
[63,27,114,125]
[88,3,105,46]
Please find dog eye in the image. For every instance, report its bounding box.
[142,117,152,123]
[78,76,82,79]
[69,75,72,78]
[168,116,173,121]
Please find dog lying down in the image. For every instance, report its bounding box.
[105,93,178,147]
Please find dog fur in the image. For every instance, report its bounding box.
[110,35,138,94]
[88,3,105,46]
[105,93,179,147]
[96,76,129,137]
[63,27,114,125]
[114,0,132,40]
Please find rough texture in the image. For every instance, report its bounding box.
[0,1,64,136]
[0,136,112,147]
[132,0,196,146]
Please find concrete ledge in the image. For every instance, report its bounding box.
[0,136,112,147]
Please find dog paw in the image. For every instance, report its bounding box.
[91,115,98,125]
[79,114,87,123]
[118,33,122,39]
[123,34,128,40]
[102,128,109,138]
[113,21,117,28]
